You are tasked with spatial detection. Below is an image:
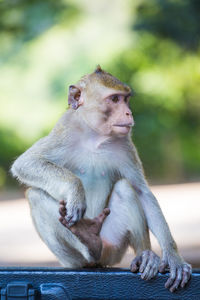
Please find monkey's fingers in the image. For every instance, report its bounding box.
[139,251,149,273]
[142,263,154,280]
[145,265,159,281]
[130,255,142,272]
[67,210,80,227]
[59,205,66,217]
[165,265,177,290]
[59,200,66,206]
[168,267,182,292]
[141,251,160,280]
[141,255,160,280]
[59,204,75,227]
[65,205,86,227]
[59,200,67,217]
[181,264,192,288]
[166,263,192,292]
[159,260,168,273]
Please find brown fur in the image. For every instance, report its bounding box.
[77,66,131,95]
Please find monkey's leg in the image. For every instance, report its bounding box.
[100,179,160,280]
[26,187,97,268]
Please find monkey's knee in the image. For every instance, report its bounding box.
[106,178,145,231]
[113,179,136,201]
[114,178,132,191]
[26,188,95,267]
[25,187,41,209]
[25,187,42,201]
[111,179,141,210]
[26,187,53,209]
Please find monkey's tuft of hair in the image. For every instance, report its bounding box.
[95,65,103,73]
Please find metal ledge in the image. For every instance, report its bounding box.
[0,268,199,299]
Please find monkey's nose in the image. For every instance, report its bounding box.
[126,111,132,116]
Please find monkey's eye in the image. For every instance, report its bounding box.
[110,95,119,103]
[124,96,130,103]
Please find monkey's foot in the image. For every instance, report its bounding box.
[59,203,110,261]
[130,250,160,280]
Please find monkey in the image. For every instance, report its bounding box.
[11,65,191,292]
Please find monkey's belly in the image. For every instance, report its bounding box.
[75,170,112,219]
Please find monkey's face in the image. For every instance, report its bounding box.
[101,91,134,136]
[68,67,134,137]
[81,87,134,137]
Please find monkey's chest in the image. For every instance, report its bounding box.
[74,165,113,218]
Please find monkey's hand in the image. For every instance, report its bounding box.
[130,250,160,280]
[59,199,86,227]
[59,179,86,226]
[159,250,192,292]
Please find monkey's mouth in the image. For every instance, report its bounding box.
[112,123,133,128]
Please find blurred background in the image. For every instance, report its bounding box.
[0,0,199,268]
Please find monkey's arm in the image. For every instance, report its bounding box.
[137,189,191,291]
[11,136,86,225]
[124,154,192,292]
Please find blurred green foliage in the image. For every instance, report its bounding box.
[133,0,200,51]
[0,0,199,187]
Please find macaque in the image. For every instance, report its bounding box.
[11,66,191,292]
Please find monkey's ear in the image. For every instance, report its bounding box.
[68,85,83,110]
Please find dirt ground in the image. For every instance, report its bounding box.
[0,182,199,268]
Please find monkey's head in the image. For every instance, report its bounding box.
[68,66,134,137]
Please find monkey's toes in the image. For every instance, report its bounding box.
[96,208,110,224]
[90,208,110,235]
[59,216,69,228]
[103,208,110,216]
